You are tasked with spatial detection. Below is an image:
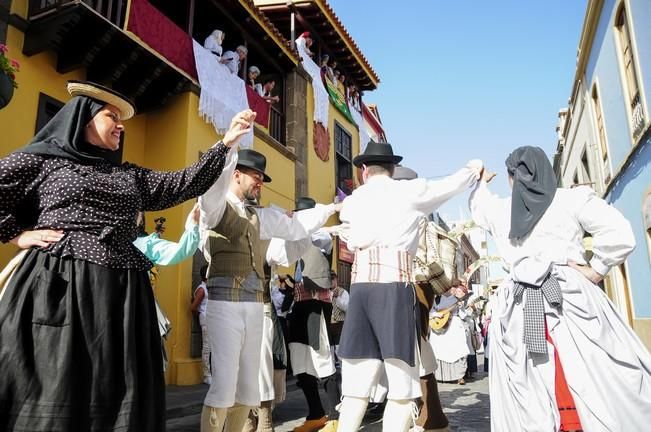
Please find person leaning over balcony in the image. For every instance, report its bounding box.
[247,65,260,90]
[295,31,314,59]
[319,54,330,80]
[197,147,340,432]
[0,81,253,431]
[221,45,248,75]
[328,59,338,81]
[334,141,482,432]
[255,78,280,104]
[470,146,651,432]
[204,29,225,58]
[337,73,346,96]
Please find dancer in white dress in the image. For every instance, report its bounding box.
[469,146,651,432]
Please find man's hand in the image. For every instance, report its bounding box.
[190,203,201,225]
[334,202,343,212]
[10,229,64,249]
[480,168,497,183]
[568,260,603,284]
[223,109,256,147]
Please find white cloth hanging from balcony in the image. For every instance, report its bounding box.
[193,40,253,148]
[350,105,371,153]
[296,40,329,127]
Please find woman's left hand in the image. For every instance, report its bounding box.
[568,260,604,284]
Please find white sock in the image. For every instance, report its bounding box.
[200,405,227,432]
[336,396,369,432]
[382,399,417,432]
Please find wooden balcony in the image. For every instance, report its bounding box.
[23,0,193,113]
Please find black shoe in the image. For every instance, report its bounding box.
[363,402,385,422]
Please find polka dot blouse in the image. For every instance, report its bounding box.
[0,142,230,270]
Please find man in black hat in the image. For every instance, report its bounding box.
[198,149,340,432]
[334,141,483,432]
[267,197,340,432]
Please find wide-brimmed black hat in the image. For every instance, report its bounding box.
[237,149,272,182]
[352,141,402,167]
[294,196,316,211]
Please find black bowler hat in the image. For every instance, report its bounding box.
[352,141,402,167]
[294,196,316,211]
[237,149,272,182]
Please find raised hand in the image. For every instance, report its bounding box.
[223,109,256,147]
[480,168,497,183]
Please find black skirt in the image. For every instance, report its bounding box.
[287,299,332,351]
[338,282,417,367]
[0,249,164,431]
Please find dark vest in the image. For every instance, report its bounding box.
[301,242,331,290]
[205,202,265,280]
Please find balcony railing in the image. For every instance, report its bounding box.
[269,104,285,145]
[29,0,127,27]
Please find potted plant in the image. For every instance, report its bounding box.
[0,43,20,109]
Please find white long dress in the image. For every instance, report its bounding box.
[470,182,651,432]
[429,294,470,381]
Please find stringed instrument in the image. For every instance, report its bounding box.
[429,295,483,333]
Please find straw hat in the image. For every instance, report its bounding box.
[66,80,136,120]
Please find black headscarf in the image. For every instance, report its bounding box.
[17,95,122,165]
[505,146,557,240]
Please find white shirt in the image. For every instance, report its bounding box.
[221,50,239,75]
[199,146,336,255]
[204,35,223,57]
[339,162,481,256]
[194,282,208,318]
[469,182,636,279]
[265,228,332,267]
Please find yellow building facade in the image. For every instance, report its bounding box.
[1,0,375,384]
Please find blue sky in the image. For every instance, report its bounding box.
[329,0,588,220]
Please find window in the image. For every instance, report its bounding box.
[615,5,646,139]
[35,93,64,133]
[335,122,353,194]
[591,84,612,184]
[579,150,592,184]
[337,261,351,290]
[644,192,651,262]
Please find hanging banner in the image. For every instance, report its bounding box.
[324,78,355,124]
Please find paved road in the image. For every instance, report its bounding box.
[167,357,489,432]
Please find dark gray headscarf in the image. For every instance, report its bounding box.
[17,95,122,165]
[505,146,557,240]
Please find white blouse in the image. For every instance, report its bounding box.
[469,182,636,278]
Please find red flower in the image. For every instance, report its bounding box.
[0,44,7,54]
[10,59,19,70]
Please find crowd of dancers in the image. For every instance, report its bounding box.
[1,81,650,432]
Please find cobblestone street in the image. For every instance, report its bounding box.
[167,356,489,432]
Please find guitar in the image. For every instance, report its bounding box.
[429,296,484,333]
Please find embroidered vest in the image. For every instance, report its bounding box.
[206,202,265,280]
